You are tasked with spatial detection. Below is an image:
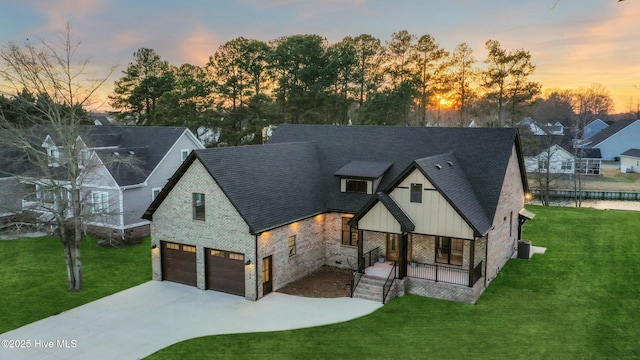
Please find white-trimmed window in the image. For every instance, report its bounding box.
[193,193,205,220]
[92,191,109,214]
[47,147,60,166]
[181,149,190,163]
[152,187,162,201]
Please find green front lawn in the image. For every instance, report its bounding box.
[147,206,640,359]
[0,236,151,334]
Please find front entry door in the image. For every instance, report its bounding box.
[386,234,400,261]
[262,256,273,295]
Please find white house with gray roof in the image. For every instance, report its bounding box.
[1,125,203,240]
[143,124,532,304]
[584,119,640,160]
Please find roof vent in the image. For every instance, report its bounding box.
[435,164,442,170]
[447,161,454,167]
[128,150,135,155]
[113,151,120,156]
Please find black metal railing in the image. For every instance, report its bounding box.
[407,261,483,287]
[382,261,397,304]
[361,246,380,271]
[350,271,363,298]
[351,246,380,297]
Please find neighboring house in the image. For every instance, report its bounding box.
[620,149,640,173]
[523,135,602,175]
[584,119,609,140]
[143,124,532,304]
[519,118,564,136]
[584,119,640,160]
[1,126,204,239]
[89,113,114,126]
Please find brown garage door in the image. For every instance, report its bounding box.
[162,242,197,286]
[206,249,245,296]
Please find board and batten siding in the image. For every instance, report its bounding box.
[358,169,474,239]
[122,131,203,226]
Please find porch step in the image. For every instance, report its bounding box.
[352,275,387,302]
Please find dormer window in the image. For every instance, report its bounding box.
[47,147,60,166]
[346,179,367,193]
[334,160,393,195]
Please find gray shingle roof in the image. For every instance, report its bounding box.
[269,124,523,219]
[414,153,492,235]
[621,148,640,158]
[195,142,326,234]
[333,160,393,179]
[145,124,527,236]
[35,125,190,186]
[586,119,637,146]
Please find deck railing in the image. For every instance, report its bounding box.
[407,261,483,287]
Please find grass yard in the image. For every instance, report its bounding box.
[0,236,151,334]
[146,206,640,359]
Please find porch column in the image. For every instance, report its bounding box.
[467,238,476,287]
[357,229,364,273]
[398,232,408,279]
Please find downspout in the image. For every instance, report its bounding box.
[254,234,259,301]
[119,188,125,239]
[484,233,489,288]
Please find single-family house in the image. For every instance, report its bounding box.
[620,149,640,173]
[143,124,532,304]
[0,125,204,239]
[519,118,565,136]
[584,119,640,160]
[523,135,602,175]
[584,119,609,140]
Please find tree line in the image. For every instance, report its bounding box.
[107,31,547,146]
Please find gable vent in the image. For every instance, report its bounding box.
[435,164,442,170]
[447,161,454,167]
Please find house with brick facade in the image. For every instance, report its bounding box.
[143,124,531,304]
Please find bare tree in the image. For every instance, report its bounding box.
[0,24,119,292]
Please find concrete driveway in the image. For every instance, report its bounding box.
[0,281,382,360]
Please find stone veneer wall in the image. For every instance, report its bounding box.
[363,231,386,257]
[256,214,326,298]
[323,213,358,269]
[402,277,486,304]
[484,145,525,285]
[150,159,256,300]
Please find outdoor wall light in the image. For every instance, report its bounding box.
[151,244,157,249]
[245,259,251,265]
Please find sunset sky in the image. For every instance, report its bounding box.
[1,0,639,114]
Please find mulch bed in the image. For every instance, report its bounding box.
[277,265,354,298]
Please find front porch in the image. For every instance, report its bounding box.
[365,260,483,288]
[351,234,487,304]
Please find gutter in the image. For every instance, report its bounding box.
[120,182,146,190]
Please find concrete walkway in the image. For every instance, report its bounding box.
[0,281,382,360]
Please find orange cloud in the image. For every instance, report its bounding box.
[176,25,221,66]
